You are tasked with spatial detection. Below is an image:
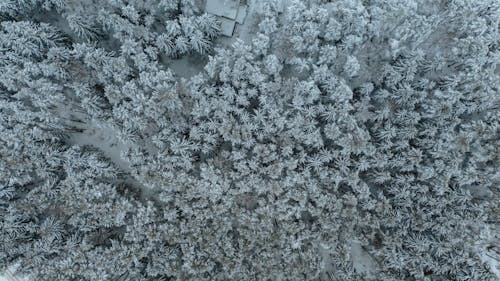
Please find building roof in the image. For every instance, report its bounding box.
[218,17,236,37]
[205,0,240,20]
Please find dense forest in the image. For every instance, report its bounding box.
[0,0,499,280]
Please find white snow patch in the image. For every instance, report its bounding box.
[235,5,248,24]
[350,240,378,278]
[0,264,29,281]
[475,225,500,279]
[232,0,261,43]
[169,56,208,79]
[68,120,133,172]
[219,17,237,36]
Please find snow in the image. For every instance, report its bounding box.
[252,0,285,14]
[480,250,500,279]
[350,240,378,278]
[204,0,247,37]
[232,0,260,43]
[68,121,133,172]
[219,17,236,36]
[3,0,498,279]
[475,225,500,279]
[65,117,161,201]
[0,264,29,281]
[206,0,240,19]
[169,55,208,79]
[277,0,285,13]
[204,0,259,40]
[235,5,248,24]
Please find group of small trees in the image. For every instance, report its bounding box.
[68,0,220,56]
[1,0,221,57]
[0,19,147,280]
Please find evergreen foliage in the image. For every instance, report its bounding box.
[0,0,499,280]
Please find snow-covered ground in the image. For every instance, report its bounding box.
[68,121,133,172]
[350,240,378,278]
[476,225,500,279]
[169,55,209,79]
[0,264,28,281]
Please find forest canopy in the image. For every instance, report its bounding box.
[0,0,499,280]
